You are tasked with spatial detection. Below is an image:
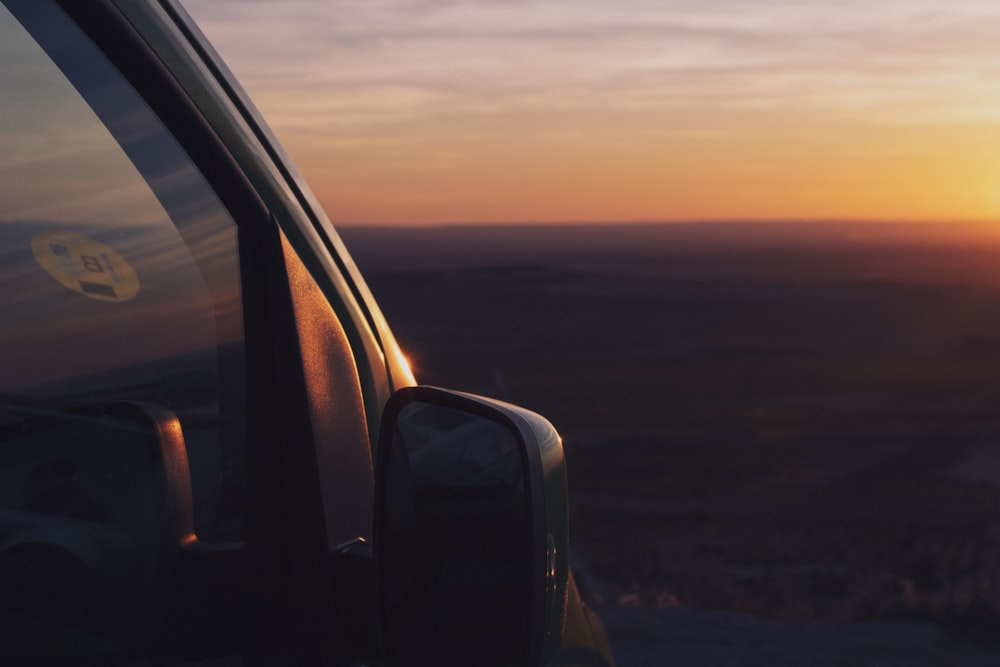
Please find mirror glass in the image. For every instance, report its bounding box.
[380,401,532,667]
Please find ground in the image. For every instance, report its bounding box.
[342,222,1000,664]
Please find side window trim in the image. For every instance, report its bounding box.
[118,0,412,447]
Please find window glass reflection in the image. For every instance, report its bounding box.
[0,2,244,543]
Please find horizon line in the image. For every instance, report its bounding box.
[333,217,1000,230]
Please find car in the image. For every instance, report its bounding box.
[0,0,615,664]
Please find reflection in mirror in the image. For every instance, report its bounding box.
[381,401,531,667]
[0,402,189,656]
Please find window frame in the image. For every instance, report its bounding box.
[114,0,418,450]
[2,0,350,659]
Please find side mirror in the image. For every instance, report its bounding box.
[374,386,569,667]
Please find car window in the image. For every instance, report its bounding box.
[0,0,244,562]
[0,1,251,655]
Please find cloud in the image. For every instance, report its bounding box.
[180,0,1000,133]
[176,0,1000,225]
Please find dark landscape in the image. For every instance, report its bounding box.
[342,221,1000,664]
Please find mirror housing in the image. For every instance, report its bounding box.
[374,386,569,667]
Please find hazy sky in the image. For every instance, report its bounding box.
[181,0,1000,226]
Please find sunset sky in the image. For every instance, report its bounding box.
[180,0,1000,227]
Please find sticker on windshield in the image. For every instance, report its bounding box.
[32,230,140,302]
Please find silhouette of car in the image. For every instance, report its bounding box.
[0,1,614,665]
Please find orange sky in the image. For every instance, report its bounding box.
[182,0,1000,226]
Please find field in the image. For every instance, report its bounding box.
[342,222,1000,660]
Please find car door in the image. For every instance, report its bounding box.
[0,0,377,662]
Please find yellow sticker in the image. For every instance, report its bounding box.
[32,230,140,302]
